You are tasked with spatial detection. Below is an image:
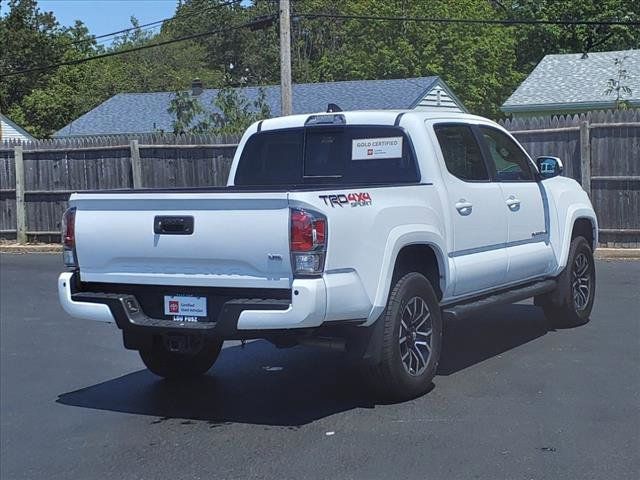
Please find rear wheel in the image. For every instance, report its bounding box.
[365,272,443,401]
[139,336,223,379]
[540,236,595,328]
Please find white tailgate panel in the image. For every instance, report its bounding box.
[73,195,292,288]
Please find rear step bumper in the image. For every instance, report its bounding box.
[58,272,327,333]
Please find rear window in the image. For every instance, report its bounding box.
[234,126,420,186]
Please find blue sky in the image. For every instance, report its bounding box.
[39,0,179,42]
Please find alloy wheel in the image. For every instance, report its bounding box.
[572,252,592,311]
[399,296,432,376]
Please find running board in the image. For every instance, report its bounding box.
[442,279,557,320]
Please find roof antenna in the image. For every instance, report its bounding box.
[327,103,342,113]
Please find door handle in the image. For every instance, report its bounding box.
[455,200,473,216]
[506,196,521,211]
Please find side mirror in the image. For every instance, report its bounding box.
[536,156,563,179]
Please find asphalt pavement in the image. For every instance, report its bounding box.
[1,254,639,480]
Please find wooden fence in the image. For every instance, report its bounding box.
[0,133,239,243]
[1,110,638,246]
[500,109,640,247]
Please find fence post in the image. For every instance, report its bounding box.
[130,139,143,188]
[580,120,591,196]
[14,145,27,244]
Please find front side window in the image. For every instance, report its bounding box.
[480,127,535,181]
[434,124,489,181]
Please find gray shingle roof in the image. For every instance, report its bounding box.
[55,77,441,137]
[502,49,640,112]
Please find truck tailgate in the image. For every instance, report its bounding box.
[71,192,292,289]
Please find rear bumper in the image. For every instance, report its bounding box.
[57,271,327,333]
[58,272,115,323]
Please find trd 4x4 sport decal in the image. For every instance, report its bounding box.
[319,192,372,208]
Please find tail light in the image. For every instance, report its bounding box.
[290,208,327,276]
[61,207,77,267]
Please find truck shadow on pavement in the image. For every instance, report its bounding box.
[438,302,551,375]
[57,304,553,426]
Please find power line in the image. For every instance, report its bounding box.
[63,0,243,48]
[81,23,164,49]
[6,7,637,78]
[65,3,637,49]
[295,12,640,27]
[1,15,277,78]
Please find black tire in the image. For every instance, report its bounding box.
[540,236,596,328]
[365,272,443,401]
[139,337,223,379]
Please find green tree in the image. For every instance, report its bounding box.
[3,6,225,137]
[290,0,523,118]
[0,0,69,114]
[210,85,271,136]
[167,82,271,136]
[604,56,633,109]
[168,91,206,134]
[496,0,640,72]
[162,0,277,85]
[164,0,525,118]
[4,0,640,137]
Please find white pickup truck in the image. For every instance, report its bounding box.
[58,110,597,400]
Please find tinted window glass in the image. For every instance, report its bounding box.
[304,129,346,178]
[434,125,488,181]
[235,126,419,186]
[480,127,534,181]
[234,130,303,186]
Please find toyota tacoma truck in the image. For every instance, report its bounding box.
[58,110,597,400]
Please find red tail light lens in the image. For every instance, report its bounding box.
[313,218,326,245]
[62,207,76,249]
[290,209,327,252]
[61,207,77,267]
[291,209,314,252]
[290,208,327,275]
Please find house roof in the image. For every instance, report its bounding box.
[0,113,36,141]
[502,49,640,113]
[54,76,451,137]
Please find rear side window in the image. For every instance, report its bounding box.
[234,126,419,186]
[434,125,489,181]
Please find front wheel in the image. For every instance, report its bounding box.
[540,236,596,328]
[365,272,443,401]
[139,336,223,379]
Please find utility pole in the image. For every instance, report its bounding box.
[279,0,292,116]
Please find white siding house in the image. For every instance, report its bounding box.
[413,81,465,112]
[0,114,35,143]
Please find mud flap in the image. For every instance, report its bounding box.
[346,315,385,365]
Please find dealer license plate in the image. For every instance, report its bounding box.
[164,295,207,318]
